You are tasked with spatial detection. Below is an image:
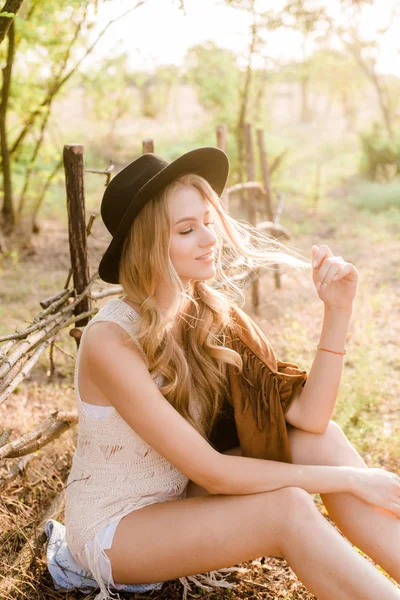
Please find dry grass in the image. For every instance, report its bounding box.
[0,192,399,599]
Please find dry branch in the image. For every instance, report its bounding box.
[0,313,69,377]
[226,181,266,196]
[0,453,34,492]
[0,271,98,346]
[90,285,123,300]
[0,428,12,447]
[0,411,77,461]
[39,288,71,310]
[0,308,97,404]
[34,289,72,323]
[0,340,51,404]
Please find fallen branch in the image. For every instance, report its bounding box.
[90,285,123,300]
[0,453,35,492]
[0,271,98,345]
[33,288,72,323]
[0,411,77,461]
[39,288,72,310]
[0,428,12,447]
[0,340,51,403]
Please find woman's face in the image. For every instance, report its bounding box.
[169,184,217,285]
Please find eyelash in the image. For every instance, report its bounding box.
[180,221,215,235]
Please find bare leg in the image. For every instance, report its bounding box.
[105,453,400,599]
[288,420,400,585]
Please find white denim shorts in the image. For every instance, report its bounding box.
[76,516,163,594]
[77,517,126,589]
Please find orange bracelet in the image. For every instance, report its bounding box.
[317,345,347,355]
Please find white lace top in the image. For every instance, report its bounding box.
[64,298,198,578]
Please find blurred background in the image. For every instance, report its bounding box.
[1,0,400,231]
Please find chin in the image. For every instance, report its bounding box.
[192,268,215,280]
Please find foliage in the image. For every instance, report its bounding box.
[184,41,240,129]
[348,179,400,212]
[0,0,146,231]
[359,122,400,181]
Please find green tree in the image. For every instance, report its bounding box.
[0,0,145,234]
[81,56,181,153]
[184,40,240,128]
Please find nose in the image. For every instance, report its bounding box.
[200,226,216,248]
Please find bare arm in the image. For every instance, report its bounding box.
[83,322,355,498]
[285,306,351,434]
[285,244,358,434]
[210,453,353,496]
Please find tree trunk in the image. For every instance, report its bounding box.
[0,0,24,46]
[347,41,394,140]
[235,0,256,185]
[371,72,393,139]
[0,20,15,231]
[300,72,310,122]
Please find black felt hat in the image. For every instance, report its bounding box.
[98,147,229,284]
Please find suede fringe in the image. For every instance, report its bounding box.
[226,331,307,434]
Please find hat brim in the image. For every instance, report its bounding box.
[98,147,229,284]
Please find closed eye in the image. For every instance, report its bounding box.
[180,221,215,235]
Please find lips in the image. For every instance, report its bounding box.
[196,252,214,259]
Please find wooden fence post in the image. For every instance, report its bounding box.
[216,123,229,212]
[142,138,154,153]
[63,144,91,332]
[244,122,259,312]
[256,129,281,289]
[313,162,321,214]
[256,129,274,221]
[216,124,227,153]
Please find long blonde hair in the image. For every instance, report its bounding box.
[119,173,310,438]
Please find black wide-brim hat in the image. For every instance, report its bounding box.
[98,147,229,284]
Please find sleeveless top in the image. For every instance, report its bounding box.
[64,298,199,583]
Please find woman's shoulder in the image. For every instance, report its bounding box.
[94,297,141,322]
[82,299,148,363]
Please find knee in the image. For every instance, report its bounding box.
[321,420,366,468]
[271,486,320,529]
[324,420,345,437]
[278,486,318,512]
[321,420,348,448]
[271,487,322,552]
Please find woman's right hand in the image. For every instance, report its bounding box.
[349,467,400,517]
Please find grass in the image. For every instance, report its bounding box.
[348,179,400,212]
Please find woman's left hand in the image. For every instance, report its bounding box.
[312,244,358,311]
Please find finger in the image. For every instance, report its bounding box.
[312,245,334,268]
[319,263,343,288]
[390,502,400,519]
[332,263,355,282]
[314,257,343,283]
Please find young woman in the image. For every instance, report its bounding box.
[64,147,400,600]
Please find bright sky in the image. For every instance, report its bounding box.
[86,0,400,75]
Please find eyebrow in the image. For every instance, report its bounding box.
[174,209,210,226]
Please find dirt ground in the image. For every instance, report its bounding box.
[0,195,399,599]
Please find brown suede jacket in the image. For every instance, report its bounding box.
[208,304,308,464]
